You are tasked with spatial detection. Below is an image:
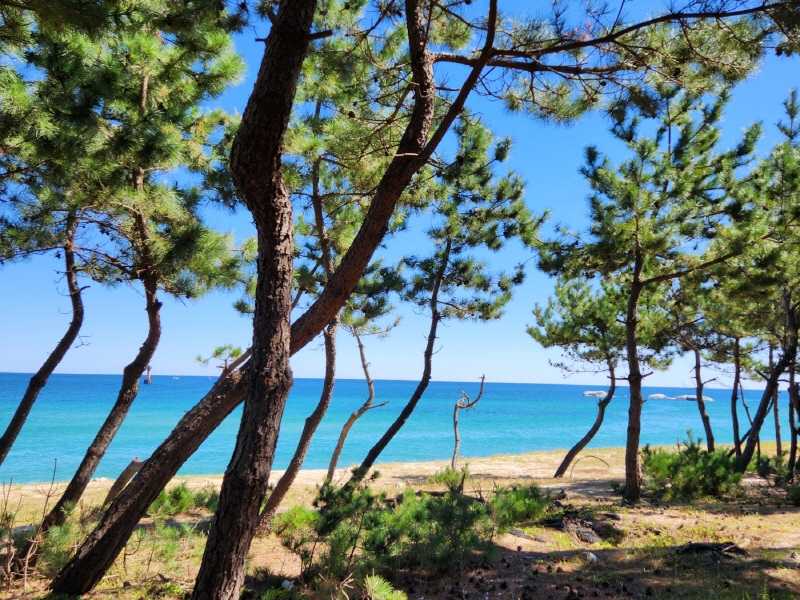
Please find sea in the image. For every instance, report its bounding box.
[0,372,789,484]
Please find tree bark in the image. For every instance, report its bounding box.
[0,214,84,467]
[555,361,616,478]
[452,375,485,469]
[623,249,645,503]
[774,384,782,458]
[49,355,248,595]
[39,273,161,535]
[258,320,337,529]
[737,291,798,473]
[731,337,742,457]
[693,348,715,452]
[103,458,145,505]
[326,329,384,481]
[50,0,463,591]
[188,0,312,594]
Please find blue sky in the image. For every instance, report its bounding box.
[1,6,799,390]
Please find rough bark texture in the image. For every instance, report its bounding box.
[731,338,742,456]
[0,215,84,467]
[737,292,798,472]
[40,273,161,535]
[188,0,311,594]
[554,361,616,478]
[693,348,715,452]
[49,355,248,595]
[326,329,385,481]
[623,252,645,503]
[258,321,337,528]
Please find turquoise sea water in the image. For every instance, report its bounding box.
[0,372,788,484]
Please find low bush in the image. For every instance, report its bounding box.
[642,432,742,500]
[147,483,196,516]
[489,485,549,531]
[274,475,494,582]
[193,484,220,512]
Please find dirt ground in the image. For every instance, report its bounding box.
[2,446,799,600]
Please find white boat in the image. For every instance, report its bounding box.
[647,393,673,399]
[582,390,607,397]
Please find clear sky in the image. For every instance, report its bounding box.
[1,4,799,390]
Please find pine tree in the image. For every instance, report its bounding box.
[539,87,759,501]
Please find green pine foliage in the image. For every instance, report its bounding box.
[642,432,743,500]
[148,483,196,517]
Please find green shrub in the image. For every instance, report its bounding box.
[148,483,195,516]
[786,486,800,506]
[275,478,494,582]
[193,484,220,511]
[489,485,550,531]
[642,431,742,500]
[427,466,469,492]
[755,454,788,485]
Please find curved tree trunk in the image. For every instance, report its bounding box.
[693,348,714,452]
[346,239,451,489]
[738,291,798,473]
[326,329,384,481]
[0,214,84,467]
[40,274,162,535]
[258,320,337,528]
[731,338,742,456]
[555,362,616,478]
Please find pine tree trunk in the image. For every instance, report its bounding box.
[731,338,742,457]
[49,360,248,596]
[555,362,616,478]
[188,0,313,595]
[326,330,380,481]
[0,215,84,467]
[693,348,714,452]
[39,275,161,535]
[623,256,644,503]
[51,0,444,590]
[346,239,451,488]
[738,291,798,472]
[258,320,337,528]
[451,402,462,469]
[774,384,782,457]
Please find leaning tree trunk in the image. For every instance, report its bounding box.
[257,320,337,529]
[731,337,743,457]
[0,215,84,467]
[40,273,161,536]
[49,354,248,596]
[345,239,451,489]
[693,348,714,452]
[770,345,783,457]
[738,291,798,473]
[555,361,616,478]
[326,329,386,481]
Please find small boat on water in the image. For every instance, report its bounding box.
[173,376,180,380]
[582,390,607,397]
[674,394,713,401]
